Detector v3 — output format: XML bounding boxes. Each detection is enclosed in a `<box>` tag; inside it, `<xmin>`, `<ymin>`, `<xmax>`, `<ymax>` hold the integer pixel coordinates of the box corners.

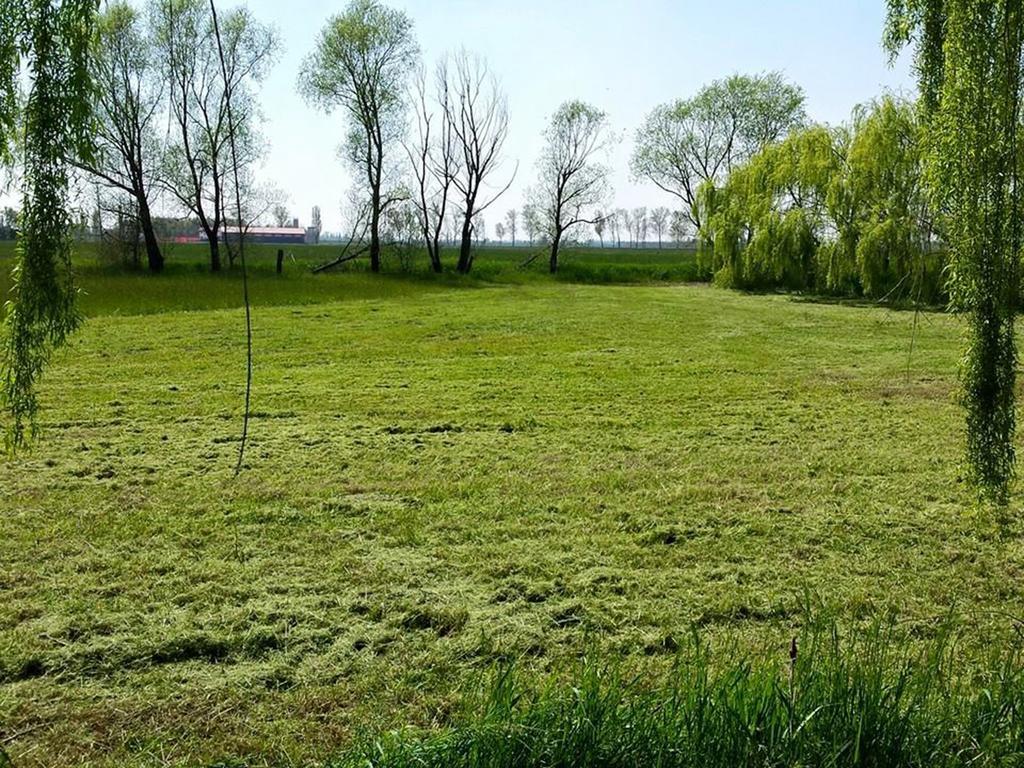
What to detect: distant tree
<box><xmin>505</xmin><ymin>208</ymin><xmax>518</xmax><ymax>246</ymax></box>
<box><xmin>473</xmin><ymin>212</ymin><xmax>486</xmax><ymax>244</ymax></box>
<box><xmin>631</xmin><ymin>72</ymin><xmax>805</xmax><ymax>231</ymax></box>
<box><xmin>440</xmin><ymin>51</ymin><xmax>515</xmax><ymax>273</ymax></box>
<box><xmin>0</xmin><ymin>206</ymin><xmax>18</xmax><ymax>238</ymax></box>
<box><xmin>609</xmin><ymin>208</ymin><xmax>623</xmax><ymax>247</ymax></box>
<box><xmin>156</xmin><ymin>0</ymin><xmax>278</xmax><ymax>272</ymax></box>
<box><xmin>631</xmin><ymin>206</ymin><xmax>647</xmax><ymax>247</ymax></box>
<box><xmin>300</xmin><ymin>0</ymin><xmax>418</xmax><ymax>272</ymax></box>
<box><xmin>311</xmin><ymin>205</ymin><xmax>322</xmax><ymax>243</ymax></box>
<box><xmin>495</xmin><ymin>221</ymin><xmax>506</xmax><ymax>242</ymax></box>
<box><xmin>445</xmin><ymin>206</ymin><xmax>461</xmax><ymax>244</ymax></box>
<box><xmin>522</xmin><ymin>202</ymin><xmax>541</xmax><ymax>245</ymax></box>
<box><xmin>593</xmin><ymin>211</ymin><xmax>606</xmax><ymax>247</ymax></box>
<box><xmin>526</xmin><ymin>100</ymin><xmax>613</xmax><ymax>273</ymax></box>
<box><xmin>91</xmin><ymin>205</ymin><xmax>103</xmax><ymax>238</ymax></box>
<box><xmin>272</xmin><ymin>204</ymin><xmax>290</xmax><ymax>227</ymax></box>
<box><xmin>78</xmin><ymin>2</ymin><xmax>165</xmax><ymax>272</ymax></box>
<box><xmin>650</xmin><ymin>206</ymin><xmax>670</xmax><ymax>248</ymax></box>
<box><xmin>669</xmin><ymin>209</ymin><xmax>689</xmax><ymax>245</ymax></box>
<box><xmin>617</xmin><ymin>208</ymin><xmax>632</xmax><ymax>247</ymax></box>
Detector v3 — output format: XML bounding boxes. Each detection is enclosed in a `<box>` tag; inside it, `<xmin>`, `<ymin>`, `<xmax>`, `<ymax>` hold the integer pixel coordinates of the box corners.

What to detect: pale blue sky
<box><xmin>255</xmin><ymin>0</ymin><xmax>915</xmax><ymax>233</ymax></box>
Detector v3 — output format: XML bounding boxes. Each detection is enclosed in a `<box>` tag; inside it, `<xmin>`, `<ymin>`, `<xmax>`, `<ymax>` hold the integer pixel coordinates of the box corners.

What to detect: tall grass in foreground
<box><xmin>333</xmin><ymin>617</ymin><xmax>1024</xmax><ymax>768</ymax></box>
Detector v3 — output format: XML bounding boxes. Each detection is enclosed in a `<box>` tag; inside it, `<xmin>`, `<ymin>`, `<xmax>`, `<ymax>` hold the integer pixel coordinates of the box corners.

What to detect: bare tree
<box><xmin>156</xmin><ymin>0</ymin><xmax>277</xmax><ymax>272</ymax></box>
<box><xmin>440</xmin><ymin>51</ymin><xmax>516</xmax><ymax>273</ymax></box>
<box><xmin>650</xmin><ymin>206</ymin><xmax>670</xmax><ymax>248</ymax></box>
<box><xmin>631</xmin><ymin>206</ymin><xmax>647</xmax><ymax>247</ymax></box>
<box><xmin>526</xmin><ymin>100</ymin><xmax>613</xmax><ymax>273</ymax></box>
<box><xmin>495</xmin><ymin>221</ymin><xmax>505</xmax><ymax>242</ymax></box>
<box><xmin>617</xmin><ymin>208</ymin><xmax>631</xmax><ymax>247</ymax></box>
<box><xmin>300</xmin><ymin>0</ymin><xmax>418</xmax><ymax>272</ymax></box>
<box><xmin>593</xmin><ymin>210</ymin><xmax>606</xmax><ymax>247</ymax></box>
<box><xmin>79</xmin><ymin>2</ymin><xmax>165</xmax><ymax>272</ymax></box>
<box><xmin>505</xmin><ymin>208</ymin><xmax>517</xmax><ymax>246</ymax></box>
<box><xmin>271</xmin><ymin>203</ymin><xmax>289</xmax><ymax>227</ymax></box>
<box><xmin>405</xmin><ymin>64</ymin><xmax>459</xmax><ymax>272</ymax></box>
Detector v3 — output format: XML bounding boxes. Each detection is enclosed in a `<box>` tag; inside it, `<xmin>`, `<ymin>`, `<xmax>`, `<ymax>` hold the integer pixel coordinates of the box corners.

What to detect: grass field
<box><xmin>0</xmin><ymin>241</ymin><xmax>705</xmax><ymax>317</ymax></box>
<box><xmin>2</xmin><ymin>243</ymin><xmax>1024</xmax><ymax>766</ymax></box>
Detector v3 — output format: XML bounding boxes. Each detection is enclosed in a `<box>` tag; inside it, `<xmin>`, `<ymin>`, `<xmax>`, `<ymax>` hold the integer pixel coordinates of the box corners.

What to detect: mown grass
<box><xmin>0</xmin><ymin>241</ymin><xmax>704</xmax><ymax>317</ymax></box>
<box><xmin>1</xmin><ymin>244</ymin><xmax>1023</xmax><ymax>767</ymax></box>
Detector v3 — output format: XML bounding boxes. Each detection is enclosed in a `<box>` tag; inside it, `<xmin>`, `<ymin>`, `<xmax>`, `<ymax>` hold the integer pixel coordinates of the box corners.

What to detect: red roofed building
<box><xmin>211</xmin><ymin>223</ymin><xmax>316</xmax><ymax>245</ymax></box>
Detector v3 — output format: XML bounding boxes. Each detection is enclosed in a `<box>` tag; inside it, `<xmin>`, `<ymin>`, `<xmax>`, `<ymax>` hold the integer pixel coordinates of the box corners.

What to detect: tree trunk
<box><xmin>370</xmin><ymin>208</ymin><xmax>382</xmax><ymax>274</ymax></box>
<box><xmin>457</xmin><ymin>213</ymin><xmax>473</xmax><ymax>273</ymax></box>
<box><xmin>138</xmin><ymin>199</ymin><xmax>164</xmax><ymax>273</ymax></box>
<box><xmin>208</xmin><ymin>231</ymin><xmax>221</xmax><ymax>272</ymax></box>
<box><xmin>549</xmin><ymin>234</ymin><xmax>560</xmax><ymax>274</ymax></box>
<box><xmin>369</xmin><ymin>192</ymin><xmax>381</xmax><ymax>273</ymax></box>
<box><xmin>429</xmin><ymin>243</ymin><xmax>442</xmax><ymax>273</ymax></box>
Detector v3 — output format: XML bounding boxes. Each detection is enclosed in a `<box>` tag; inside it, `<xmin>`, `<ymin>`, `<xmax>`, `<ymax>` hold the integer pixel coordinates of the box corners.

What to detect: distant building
<box><xmin>216</xmin><ymin>225</ymin><xmax>311</xmax><ymax>245</ymax></box>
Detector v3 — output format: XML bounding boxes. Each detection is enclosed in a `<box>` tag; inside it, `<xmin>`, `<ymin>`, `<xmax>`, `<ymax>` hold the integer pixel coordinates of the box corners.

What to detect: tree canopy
<box><xmin>631</xmin><ymin>72</ymin><xmax>806</xmax><ymax>231</ymax></box>
<box><xmin>300</xmin><ymin>0</ymin><xmax>418</xmax><ymax>273</ymax></box>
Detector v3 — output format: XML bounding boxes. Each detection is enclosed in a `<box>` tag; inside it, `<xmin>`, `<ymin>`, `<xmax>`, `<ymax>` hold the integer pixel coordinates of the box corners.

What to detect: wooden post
<box><xmin>276</xmin><ymin>248</ymin><xmax>283</xmax><ymax>274</ymax></box>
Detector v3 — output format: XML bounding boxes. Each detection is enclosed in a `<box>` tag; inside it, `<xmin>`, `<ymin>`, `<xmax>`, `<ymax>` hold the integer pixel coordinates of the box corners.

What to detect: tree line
<box><xmin>301</xmin><ymin>1</ymin><xmax>810</xmax><ymax>276</ymax></box>
<box><xmin>8</xmin><ymin>0</ymin><xmax>813</xmax><ymax>279</ymax></box>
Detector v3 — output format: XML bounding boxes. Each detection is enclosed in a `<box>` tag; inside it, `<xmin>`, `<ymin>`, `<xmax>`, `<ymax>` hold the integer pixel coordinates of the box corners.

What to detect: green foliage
<box><xmin>703</xmin><ymin>97</ymin><xmax>943</xmax><ymax>304</ymax></box>
<box><xmin>299</xmin><ymin>0</ymin><xmax>418</xmax><ymax>272</ymax></box>
<box><xmin>0</xmin><ymin>0</ymin><xmax>98</xmax><ymax>449</ymax></box>
<box><xmin>340</xmin><ymin>618</ymin><xmax>1024</xmax><ymax>768</ymax></box>
<box><xmin>887</xmin><ymin>0</ymin><xmax>1024</xmax><ymax>499</ymax></box>
<box><xmin>632</xmin><ymin>72</ymin><xmax>806</xmax><ymax>232</ymax></box>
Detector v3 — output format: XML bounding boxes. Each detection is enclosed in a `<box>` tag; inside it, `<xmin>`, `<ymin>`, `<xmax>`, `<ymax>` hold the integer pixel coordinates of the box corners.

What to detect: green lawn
<box><xmin>2</xmin><ymin>256</ymin><xmax>1022</xmax><ymax>767</ymax></box>
<box><xmin>0</xmin><ymin>241</ymin><xmax>705</xmax><ymax>317</ymax></box>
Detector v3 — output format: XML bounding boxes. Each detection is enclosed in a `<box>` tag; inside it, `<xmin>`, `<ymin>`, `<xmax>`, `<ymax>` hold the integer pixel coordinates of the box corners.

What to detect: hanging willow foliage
<box><xmin>887</xmin><ymin>0</ymin><xmax>1024</xmax><ymax>500</ymax></box>
<box><xmin>0</xmin><ymin>0</ymin><xmax>98</xmax><ymax>450</ymax></box>
<box><xmin>701</xmin><ymin>97</ymin><xmax>938</xmax><ymax>302</ymax></box>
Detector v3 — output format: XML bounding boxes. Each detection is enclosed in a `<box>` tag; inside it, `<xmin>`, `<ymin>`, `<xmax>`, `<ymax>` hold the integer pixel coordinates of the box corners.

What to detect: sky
<box><xmin>6</xmin><ymin>1</ymin><xmax>919</xmax><ymax>236</ymax></box>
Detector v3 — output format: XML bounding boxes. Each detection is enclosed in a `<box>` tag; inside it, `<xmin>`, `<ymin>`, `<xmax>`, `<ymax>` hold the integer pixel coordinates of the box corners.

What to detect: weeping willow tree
<box><xmin>699</xmin><ymin>125</ymin><xmax>840</xmax><ymax>290</ymax></box>
<box><xmin>702</xmin><ymin>96</ymin><xmax>941</xmax><ymax>304</ymax></box>
<box><xmin>887</xmin><ymin>0</ymin><xmax>1024</xmax><ymax>500</ymax></box>
<box><xmin>0</xmin><ymin>0</ymin><xmax>98</xmax><ymax>449</ymax></box>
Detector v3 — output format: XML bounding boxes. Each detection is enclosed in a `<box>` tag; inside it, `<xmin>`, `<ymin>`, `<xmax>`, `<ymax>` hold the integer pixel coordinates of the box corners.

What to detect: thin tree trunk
<box><xmin>370</xmin><ymin>199</ymin><xmax>382</xmax><ymax>274</ymax></box>
<box><xmin>138</xmin><ymin>198</ymin><xmax>164</xmax><ymax>273</ymax></box>
<box><xmin>457</xmin><ymin>214</ymin><xmax>473</xmax><ymax>273</ymax></box>
<box><xmin>207</xmin><ymin>228</ymin><xmax>221</xmax><ymax>272</ymax></box>
<box><xmin>549</xmin><ymin>233</ymin><xmax>561</xmax><ymax>274</ymax></box>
